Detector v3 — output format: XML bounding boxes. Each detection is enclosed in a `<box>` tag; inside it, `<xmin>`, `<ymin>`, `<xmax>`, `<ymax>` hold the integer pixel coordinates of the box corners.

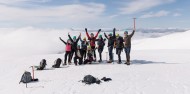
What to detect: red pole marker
<box><xmin>133</xmin><ymin>18</ymin><xmax>136</xmax><ymax>31</ymax></box>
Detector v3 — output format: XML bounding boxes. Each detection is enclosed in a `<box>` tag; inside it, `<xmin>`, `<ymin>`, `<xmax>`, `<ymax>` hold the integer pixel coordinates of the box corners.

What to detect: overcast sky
<box><xmin>0</xmin><ymin>0</ymin><xmax>189</xmax><ymax>29</ymax></box>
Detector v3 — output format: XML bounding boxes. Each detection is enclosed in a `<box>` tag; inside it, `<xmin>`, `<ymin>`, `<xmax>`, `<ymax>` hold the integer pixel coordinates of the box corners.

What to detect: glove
<box><xmin>98</xmin><ymin>29</ymin><xmax>101</xmax><ymax>32</ymax></box>
<box><xmin>113</xmin><ymin>28</ymin><xmax>116</xmax><ymax>31</ymax></box>
<box><xmin>85</xmin><ymin>28</ymin><xmax>87</xmax><ymax>32</ymax></box>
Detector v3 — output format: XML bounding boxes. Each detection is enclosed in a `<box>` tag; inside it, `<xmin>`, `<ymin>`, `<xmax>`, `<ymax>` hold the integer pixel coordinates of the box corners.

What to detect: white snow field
<box><xmin>0</xmin><ymin>28</ymin><xmax>190</xmax><ymax>94</ymax></box>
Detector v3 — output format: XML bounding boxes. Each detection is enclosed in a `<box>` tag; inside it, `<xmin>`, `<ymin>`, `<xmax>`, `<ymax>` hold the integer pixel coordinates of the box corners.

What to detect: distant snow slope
<box><xmin>133</xmin><ymin>30</ymin><xmax>190</xmax><ymax>50</ymax></box>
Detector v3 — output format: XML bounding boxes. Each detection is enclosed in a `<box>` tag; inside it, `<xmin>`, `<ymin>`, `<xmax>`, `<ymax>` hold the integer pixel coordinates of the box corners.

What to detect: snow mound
<box><xmin>133</xmin><ymin>30</ymin><xmax>190</xmax><ymax>50</ymax></box>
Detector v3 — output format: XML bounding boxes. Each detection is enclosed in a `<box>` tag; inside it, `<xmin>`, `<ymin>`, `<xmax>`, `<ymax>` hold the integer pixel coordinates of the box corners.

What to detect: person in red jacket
<box><xmin>85</xmin><ymin>28</ymin><xmax>101</xmax><ymax>61</ymax></box>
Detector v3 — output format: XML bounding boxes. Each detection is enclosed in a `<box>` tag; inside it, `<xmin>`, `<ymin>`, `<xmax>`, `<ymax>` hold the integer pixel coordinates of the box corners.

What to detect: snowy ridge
<box><xmin>133</xmin><ymin>30</ymin><xmax>190</xmax><ymax>50</ymax></box>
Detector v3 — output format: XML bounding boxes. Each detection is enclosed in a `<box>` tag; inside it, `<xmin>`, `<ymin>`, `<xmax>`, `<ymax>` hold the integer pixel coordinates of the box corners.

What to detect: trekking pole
<box><xmin>133</xmin><ymin>18</ymin><xmax>136</xmax><ymax>31</ymax></box>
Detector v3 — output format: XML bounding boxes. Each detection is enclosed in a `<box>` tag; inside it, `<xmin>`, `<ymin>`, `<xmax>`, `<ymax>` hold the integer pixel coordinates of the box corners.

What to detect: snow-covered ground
<box><xmin>0</xmin><ymin>28</ymin><xmax>190</xmax><ymax>94</ymax></box>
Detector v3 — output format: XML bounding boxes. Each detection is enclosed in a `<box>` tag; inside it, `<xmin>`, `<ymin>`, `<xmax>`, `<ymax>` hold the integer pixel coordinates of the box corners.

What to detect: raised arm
<box><xmin>76</xmin><ymin>33</ymin><xmax>81</xmax><ymax>43</ymax></box>
<box><xmin>59</xmin><ymin>37</ymin><xmax>67</xmax><ymax>45</ymax></box>
<box><xmin>104</xmin><ymin>33</ymin><xmax>108</xmax><ymax>39</ymax></box>
<box><xmin>68</xmin><ymin>33</ymin><xmax>73</xmax><ymax>42</ymax></box>
<box><xmin>85</xmin><ymin>28</ymin><xmax>90</xmax><ymax>39</ymax></box>
<box><xmin>113</xmin><ymin>28</ymin><xmax>116</xmax><ymax>38</ymax></box>
<box><xmin>130</xmin><ymin>30</ymin><xmax>135</xmax><ymax>37</ymax></box>
<box><xmin>95</xmin><ymin>29</ymin><xmax>101</xmax><ymax>39</ymax></box>
<box><xmin>79</xmin><ymin>36</ymin><xmax>82</xmax><ymax>42</ymax></box>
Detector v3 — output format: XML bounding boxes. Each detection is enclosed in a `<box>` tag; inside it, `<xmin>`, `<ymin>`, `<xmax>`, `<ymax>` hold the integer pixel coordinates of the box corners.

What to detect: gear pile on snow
<box><xmin>82</xmin><ymin>75</ymin><xmax>101</xmax><ymax>85</ymax></box>
<box><xmin>37</xmin><ymin>59</ymin><xmax>47</xmax><ymax>70</ymax></box>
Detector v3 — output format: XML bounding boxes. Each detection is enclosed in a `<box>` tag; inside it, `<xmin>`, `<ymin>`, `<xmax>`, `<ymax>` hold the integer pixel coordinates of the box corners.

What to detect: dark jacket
<box><xmin>123</xmin><ymin>30</ymin><xmax>135</xmax><ymax>47</ymax></box>
<box><xmin>68</xmin><ymin>35</ymin><xmax>80</xmax><ymax>50</ymax></box>
<box><xmin>115</xmin><ymin>36</ymin><xmax>124</xmax><ymax>49</ymax></box>
<box><xmin>104</xmin><ymin>28</ymin><xmax>116</xmax><ymax>47</ymax></box>
<box><xmin>85</xmin><ymin>28</ymin><xmax>101</xmax><ymax>47</ymax></box>
<box><xmin>96</xmin><ymin>37</ymin><xmax>106</xmax><ymax>49</ymax></box>
<box><xmin>80</xmin><ymin>38</ymin><xmax>88</xmax><ymax>51</ymax></box>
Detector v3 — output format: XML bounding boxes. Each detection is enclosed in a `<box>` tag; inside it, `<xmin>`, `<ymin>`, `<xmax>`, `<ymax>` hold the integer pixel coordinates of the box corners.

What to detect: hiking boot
<box><xmin>98</xmin><ymin>60</ymin><xmax>102</xmax><ymax>62</ymax></box>
<box><xmin>124</xmin><ymin>62</ymin><xmax>130</xmax><ymax>65</ymax></box>
<box><xmin>74</xmin><ymin>62</ymin><xmax>77</xmax><ymax>66</ymax></box>
<box><xmin>63</xmin><ymin>62</ymin><xmax>67</xmax><ymax>66</ymax></box>
<box><xmin>107</xmin><ymin>60</ymin><xmax>112</xmax><ymax>63</ymax></box>
<box><xmin>117</xmin><ymin>61</ymin><xmax>122</xmax><ymax>64</ymax></box>
<box><xmin>94</xmin><ymin>59</ymin><xmax>96</xmax><ymax>62</ymax></box>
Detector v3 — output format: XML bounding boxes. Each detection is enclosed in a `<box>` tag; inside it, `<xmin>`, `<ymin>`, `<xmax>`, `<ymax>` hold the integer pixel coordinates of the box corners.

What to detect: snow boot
<box><xmin>124</xmin><ymin>62</ymin><xmax>130</xmax><ymax>65</ymax></box>
<box><xmin>98</xmin><ymin>60</ymin><xmax>102</xmax><ymax>62</ymax></box>
<box><xmin>63</xmin><ymin>62</ymin><xmax>67</xmax><ymax>66</ymax></box>
<box><xmin>107</xmin><ymin>60</ymin><xmax>112</xmax><ymax>63</ymax></box>
<box><xmin>117</xmin><ymin>61</ymin><xmax>122</xmax><ymax>64</ymax></box>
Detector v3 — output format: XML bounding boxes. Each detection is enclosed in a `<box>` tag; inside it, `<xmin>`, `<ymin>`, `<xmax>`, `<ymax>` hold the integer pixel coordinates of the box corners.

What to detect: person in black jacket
<box><xmin>96</xmin><ymin>35</ymin><xmax>106</xmax><ymax>62</ymax></box>
<box><xmin>115</xmin><ymin>33</ymin><xmax>124</xmax><ymax>64</ymax></box>
<box><xmin>104</xmin><ymin>28</ymin><xmax>116</xmax><ymax>63</ymax></box>
<box><xmin>80</xmin><ymin>37</ymin><xmax>88</xmax><ymax>61</ymax></box>
<box><xmin>74</xmin><ymin>45</ymin><xmax>83</xmax><ymax>65</ymax></box>
<box><xmin>68</xmin><ymin>33</ymin><xmax>81</xmax><ymax>63</ymax></box>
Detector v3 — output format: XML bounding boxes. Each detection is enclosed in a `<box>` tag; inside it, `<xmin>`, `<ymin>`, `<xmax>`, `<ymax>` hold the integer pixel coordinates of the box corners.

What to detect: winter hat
<box><xmin>99</xmin><ymin>35</ymin><xmax>102</xmax><ymax>38</ymax></box>
<box><xmin>83</xmin><ymin>37</ymin><xmax>86</xmax><ymax>40</ymax></box>
<box><xmin>73</xmin><ymin>36</ymin><xmax>76</xmax><ymax>39</ymax></box>
<box><xmin>108</xmin><ymin>33</ymin><xmax>112</xmax><ymax>36</ymax></box>
<box><xmin>124</xmin><ymin>31</ymin><xmax>128</xmax><ymax>34</ymax></box>
<box><xmin>116</xmin><ymin>33</ymin><xmax>119</xmax><ymax>37</ymax></box>
<box><xmin>90</xmin><ymin>33</ymin><xmax>94</xmax><ymax>35</ymax></box>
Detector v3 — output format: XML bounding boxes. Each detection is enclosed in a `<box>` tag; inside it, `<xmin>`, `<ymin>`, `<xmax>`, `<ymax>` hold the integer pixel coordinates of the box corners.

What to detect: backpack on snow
<box><xmin>52</xmin><ymin>58</ymin><xmax>62</xmax><ymax>68</ymax></box>
<box><xmin>37</xmin><ymin>59</ymin><xmax>47</xmax><ymax>70</ymax></box>
<box><xmin>19</xmin><ymin>71</ymin><xmax>32</xmax><ymax>84</ymax></box>
<box><xmin>82</xmin><ymin>75</ymin><xmax>101</xmax><ymax>85</ymax></box>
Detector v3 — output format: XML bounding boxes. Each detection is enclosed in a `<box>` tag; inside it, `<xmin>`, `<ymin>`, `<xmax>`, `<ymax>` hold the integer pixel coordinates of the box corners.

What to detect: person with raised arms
<box><xmin>85</xmin><ymin>28</ymin><xmax>101</xmax><ymax>62</ymax></box>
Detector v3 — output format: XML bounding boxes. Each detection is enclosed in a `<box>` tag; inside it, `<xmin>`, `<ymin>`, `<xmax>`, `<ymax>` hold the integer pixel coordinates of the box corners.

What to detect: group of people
<box><xmin>59</xmin><ymin>28</ymin><xmax>135</xmax><ymax>66</ymax></box>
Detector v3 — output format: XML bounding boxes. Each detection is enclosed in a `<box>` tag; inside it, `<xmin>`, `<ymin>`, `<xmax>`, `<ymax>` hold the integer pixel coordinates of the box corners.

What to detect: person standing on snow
<box><xmin>123</xmin><ymin>30</ymin><xmax>135</xmax><ymax>65</ymax></box>
<box><xmin>85</xmin><ymin>28</ymin><xmax>101</xmax><ymax>61</ymax></box>
<box><xmin>104</xmin><ymin>28</ymin><xmax>116</xmax><ymax>63</ymax></box>
<box><xmin>96</xmin><ymin>35</ymin><xmax>106</xmax><ymax>62</ymax></box>
<box><xmin>80</xmin><ymin>37</ymin><xmax>88</xmax><ymax>61</ymax></box>
<box><xmin>59</xmin><ymin>38</ymin><xmax>72</xmax><ymax>65</ymax></box>
<box><xmin>68</xmin><ymin>33</ymin><xmax>81</xmax><ymax>63</ymax></box>
<box><xmin>114</xmin><ymin>33</ymin><xmax>124</xmax><ymax>64</ymax></box>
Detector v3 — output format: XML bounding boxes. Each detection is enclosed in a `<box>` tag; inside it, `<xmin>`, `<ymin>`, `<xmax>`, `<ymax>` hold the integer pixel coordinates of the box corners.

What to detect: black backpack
<box><xmin>82</xmin><ymin>75</ymin><xmax>101</xmax><ymax>85</ymax></box>
<box><xmin>19</xmin><ymin>71</ymin><xmax>32</xmax><ymax>84</ymax></box>
<box><xmin>52</xmin><ymin>58</ymin><xmax>62</xmax><ymax>68</ymax></box>
<box><xmin>37</xmin><ymin>59</ymin><xmax>47</xmax><ymax>70</ymax></box>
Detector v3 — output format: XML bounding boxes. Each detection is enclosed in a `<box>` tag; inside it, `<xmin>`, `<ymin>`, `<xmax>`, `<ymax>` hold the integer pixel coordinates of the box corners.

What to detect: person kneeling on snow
<box><xmin>84</xmin><ymin>46</ymin><xmax>94</xmax><ymax>64</ymax></box>
<box><xmin>74</xmin><ymin>45</ymin><xmax>83</xmax><ymax>65</ymax></box>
